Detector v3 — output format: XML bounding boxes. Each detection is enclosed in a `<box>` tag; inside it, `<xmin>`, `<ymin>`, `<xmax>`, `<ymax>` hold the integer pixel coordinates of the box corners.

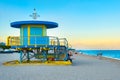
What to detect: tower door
<box><xmin>30</xmin><ymin>27</ymin><xmax>42</xmax><ymax>45</ymax></box>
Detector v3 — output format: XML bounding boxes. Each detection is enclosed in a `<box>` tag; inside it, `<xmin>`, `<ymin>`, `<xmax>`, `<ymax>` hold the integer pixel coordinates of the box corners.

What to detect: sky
<box><xmin>0</xmin><ymin>0</ymin><xmax>120</xmax><ymax>49</ymax></box>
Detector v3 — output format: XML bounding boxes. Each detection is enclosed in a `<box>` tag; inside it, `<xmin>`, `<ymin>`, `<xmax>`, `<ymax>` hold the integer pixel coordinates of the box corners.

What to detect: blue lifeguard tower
<box><xmin>6</xmin><ymin>9</ymin><xmax>72</xmax><ymax>65</ymax></box>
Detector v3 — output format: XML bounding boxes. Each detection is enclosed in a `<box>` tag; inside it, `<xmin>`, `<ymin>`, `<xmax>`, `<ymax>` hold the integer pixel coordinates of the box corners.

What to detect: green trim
<box><xmin>30</xmin><ymin>35</ymin><xmax>42</xmax><ymax>36</ymax></box>
<box><xmin>42</xmin><ymin>25</ymin><xmax>47</xmax><ymax>36</ymax></box>
<box><xmin>21</xmin><ymin>25</ymin><xmax>28</xmax><ymax>45</ymax></box>
<box><xmin>20</xmin><ymin>27</ymin><xmax>23</xmax><ymax>45</ymax></box>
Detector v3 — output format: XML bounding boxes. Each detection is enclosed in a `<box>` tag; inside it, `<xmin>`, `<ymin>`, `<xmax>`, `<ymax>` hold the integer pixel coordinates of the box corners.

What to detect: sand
<box><xmin>0</xmin><ymin>53</ymin><xmax>120</xmax><ymax>80</ymax></box>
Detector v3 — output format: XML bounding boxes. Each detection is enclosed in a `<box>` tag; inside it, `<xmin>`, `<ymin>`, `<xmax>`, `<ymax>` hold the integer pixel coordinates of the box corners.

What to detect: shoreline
<box><xmin>76</xmin><ymin>53</ymin><xmax>120</xmax><ymax>63</ymax></box>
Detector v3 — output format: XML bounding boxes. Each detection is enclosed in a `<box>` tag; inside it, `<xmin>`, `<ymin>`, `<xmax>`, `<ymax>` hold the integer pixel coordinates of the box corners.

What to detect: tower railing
<box><xmin>7</xmin><ymin>36</ymin><xmax>68</xmax><ymax>48</ymax></box>
<box><xmin>58</xmin><ymin>38</ymin><xmax>68</xmax><ymax>48</ymax></box>
<box><xmin>7</xmin><ymin>36</ymin><xmax>20</xmax><ymax>46</ymax></box>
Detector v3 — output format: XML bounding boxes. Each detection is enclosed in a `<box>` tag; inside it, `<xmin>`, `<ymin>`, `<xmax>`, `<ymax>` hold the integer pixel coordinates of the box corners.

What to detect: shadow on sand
<box><xmin>72</xmin><ymin>60</ymin><xmax>95</xmax><ymax>66</ymax></box>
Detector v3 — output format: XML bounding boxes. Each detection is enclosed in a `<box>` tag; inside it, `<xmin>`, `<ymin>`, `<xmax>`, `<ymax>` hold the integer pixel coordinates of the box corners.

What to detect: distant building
<box><xmin>0</xmin><ymin>42</ymin><xmax>5</xmax><ymax>51</ymax></box>
<box><xmin>0</xmin><ymin>42</ymin><xmax>5</xmax><ymax>45</ymax></box>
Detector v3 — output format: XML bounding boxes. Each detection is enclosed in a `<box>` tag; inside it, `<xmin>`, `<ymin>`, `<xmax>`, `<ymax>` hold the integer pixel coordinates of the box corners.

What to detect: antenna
<box><xmin>30</xmin><ymin>8</ymin><xmax>40</xmax><ymax>20</ymax></box>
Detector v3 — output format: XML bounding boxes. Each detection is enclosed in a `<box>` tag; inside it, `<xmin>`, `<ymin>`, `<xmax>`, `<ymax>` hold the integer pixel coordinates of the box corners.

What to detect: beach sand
<box><xmin>0</xmin><ymin>53</ymin><xmax>120</xmax><ymax>80</ymax></box>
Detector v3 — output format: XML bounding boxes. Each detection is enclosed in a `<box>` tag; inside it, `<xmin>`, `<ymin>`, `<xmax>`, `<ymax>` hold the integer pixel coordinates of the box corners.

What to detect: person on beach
<box><xmin>67</xmin><ymin>50</ymin><xmax>73</xmax><ymax>63</ymax></box>
<box><xmin>97</xmin><ymin>52</ymin><xmax>102</xmax><ymax>59</ymax></box>
<box><xmin>97</xmin><ymin>52</ymin><xmax>102</xmax><ymax>56</ymax></box>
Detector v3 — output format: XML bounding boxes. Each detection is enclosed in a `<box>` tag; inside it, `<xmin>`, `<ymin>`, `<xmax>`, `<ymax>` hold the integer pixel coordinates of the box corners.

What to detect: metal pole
<box><xmin>20</xmin><ymin>50</ymin><xmax>23</xmax><ymax>63</ymax></box>
<box><xmin>27</xmin><ymin>51</ymin><xmax>30</xmax><ymax>62</ymax></box>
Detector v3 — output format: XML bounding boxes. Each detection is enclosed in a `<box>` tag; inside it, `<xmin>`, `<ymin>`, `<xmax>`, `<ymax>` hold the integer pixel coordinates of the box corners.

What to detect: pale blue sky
<box><xmin>0</xmin><ymin>0</ymin><xmax>120</xmax><ymax>49</ymax></box>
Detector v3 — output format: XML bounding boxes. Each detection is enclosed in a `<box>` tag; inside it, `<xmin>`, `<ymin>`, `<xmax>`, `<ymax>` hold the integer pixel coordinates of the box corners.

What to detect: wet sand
<box><xmin>0</xmin><ymin>53</ymin><xmax>120</xmax><ymax>80</ymax></box>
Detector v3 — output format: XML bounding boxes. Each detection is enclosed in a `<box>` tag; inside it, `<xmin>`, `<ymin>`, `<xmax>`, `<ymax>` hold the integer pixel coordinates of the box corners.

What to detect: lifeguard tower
<box><xmin>5</xmin><ymin>9</ymin><xmax>72</xmax><ymax>65</ymax></box>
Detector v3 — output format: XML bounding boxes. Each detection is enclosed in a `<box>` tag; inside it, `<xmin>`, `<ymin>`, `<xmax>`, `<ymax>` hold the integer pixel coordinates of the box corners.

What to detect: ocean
<box><xmin>78</xmin><ymin>50</ymin><xmax>120</xmax><ymax>60</ymax></box>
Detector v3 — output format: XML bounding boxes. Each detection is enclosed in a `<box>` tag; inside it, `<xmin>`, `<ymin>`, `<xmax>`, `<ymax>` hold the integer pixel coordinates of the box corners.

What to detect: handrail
<box><xmin>7</xmin><ymin>36</ymin><xmax>69</xmax><ymax>47</ymax></box>
<box><xmin>58</xmin><ymin>38</ymin><xmax>68</xmax><ymax>48</ymax></box>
